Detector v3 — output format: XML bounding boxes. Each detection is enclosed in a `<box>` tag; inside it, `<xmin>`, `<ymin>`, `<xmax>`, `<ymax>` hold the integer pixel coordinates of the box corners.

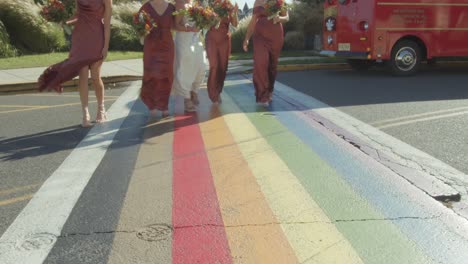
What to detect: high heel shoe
<box><xmin>190</xmin><ymin>91</ymin><xmax>199</xmax><ymax>106</ymax></box>
<box><xmin>212</xmin><ymin>97</ymin><xmax>222</xmax><ymax>105</ymax></box>
<box><xmin>95</xmin><ymin>104</ymin><xmax>107</xmax><ymax>123</ymax></box>
<box><xmin>184</xmin><ymin>98</ymin><xmax>197</xmax><ymax>112</ymax></box>
<box><xmin>81</xmin><ymin>109</ymin><xmax>93</xmax><ymax>128</ymax></box>
<box><xmin>257</xmin><ymin>101</ymin><xmax>269</xmax><ymax>107</ymax></box>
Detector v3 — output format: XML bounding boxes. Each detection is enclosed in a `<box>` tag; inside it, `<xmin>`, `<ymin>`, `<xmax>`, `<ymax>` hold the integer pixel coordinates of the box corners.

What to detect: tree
<box><xmin>242</xmin><ymin>3</ymin><xmax>249</xmax><ymax>14</ymax></box>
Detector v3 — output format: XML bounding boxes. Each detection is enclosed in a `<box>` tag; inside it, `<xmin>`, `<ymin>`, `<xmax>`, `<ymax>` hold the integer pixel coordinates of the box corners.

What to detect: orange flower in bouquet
<box><xmin>173</xmin><ymin>1</ymin><xmax>219</xmax><ymax>30</ymax></box>
<box><xmin>264</xmin><ymin>0</ymin><xmax>287</xmax><ymax>23</ymax></box>
<box><xmin>132</xmin><ymin>10</ymin><xmax>158</xmax><ymax>45</ymax></box>
<box><xmin>212</xmin><ymin>0</ymin><xmax>234</xmax><ymax>19</ymax></box>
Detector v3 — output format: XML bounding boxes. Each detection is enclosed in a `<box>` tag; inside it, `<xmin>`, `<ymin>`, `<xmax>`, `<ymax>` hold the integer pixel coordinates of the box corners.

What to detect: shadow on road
<box><xmin>277</xmin><ymin>65</ymin><xmax>468</xmax><ymax>108</ymax></box>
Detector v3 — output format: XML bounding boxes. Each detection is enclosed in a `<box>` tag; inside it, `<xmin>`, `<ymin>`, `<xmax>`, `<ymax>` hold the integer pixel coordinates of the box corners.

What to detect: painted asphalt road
<box><xmin>0</xmin><ymin>84</ymin><xmax>127</xmax><ymax>236</ymax></box>
<box><xmin>277</xmin><ymin>68</ymin><xmax>468</xmax><ymax>176</ymax></box>
<box><xmin>1</xmin><ymin>76</ymin><xmax>468</xmax><ymax>263</ymax></box>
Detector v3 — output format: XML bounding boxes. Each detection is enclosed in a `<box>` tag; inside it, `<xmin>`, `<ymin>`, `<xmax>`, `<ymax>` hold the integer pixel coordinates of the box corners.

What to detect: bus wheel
<box><xmin>389</xmin><ymin>40</ymin><xmax>421</xmax><ymax>76</ymax></box>
<box><xmin>347</xmin><ymin>59</ymin><xmax>373</xmax><ymax>72</ymax></box>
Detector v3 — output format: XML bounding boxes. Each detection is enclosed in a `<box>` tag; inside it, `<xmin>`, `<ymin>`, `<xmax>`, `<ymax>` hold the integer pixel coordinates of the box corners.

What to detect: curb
<box><xmin>277</xmin><ymin>63</ymin><xmax>349</xmax><ymax>72</ymax></box>
<box><xmin>0</xmin><ymin>63</ymin><xmax>349</xmax><ymax>95</ymax></box>
<box><xmin>0</xmin><ymin>75</ymin><xmax>141</xmax><ymax>95</ymax></box>
<box><xmin>1</xmin><ymin>61</ymin><xmax>468</xmax><ymax>94</ymax></box>
<box><xmin>228</xmin><ymin>63</ymin><xmax>349</xmax><ymax>75</ymax></box>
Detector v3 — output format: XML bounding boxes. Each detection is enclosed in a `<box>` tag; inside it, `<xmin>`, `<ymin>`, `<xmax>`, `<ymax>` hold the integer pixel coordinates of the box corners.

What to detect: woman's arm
<box><xmin>273</xmin><ymin>8</ymin><xmax>289</xmax><ymax>24</ymax></box>
<box><xmin>243</xmin><ymin>0</ymin><xmax>265</xmax><ymax>52</ymax></box>
<box><xmin>230</xmin><ymin>3</ymin><xmax>238</xmax><ymax>28</ymax></box>
<box><xmin>66</xmin><ymin>0</ymin><xmax>78</xmax><ymax>25</ymax></box>
<box><xmin>102</xmin><ymin>0</ymin><xmax>113</xmax><ymax>59</ymax></box>
<box><xmin>242</xmin><ymin>14</ymin><xmax>257</xmax><ymax>52</ymax></box>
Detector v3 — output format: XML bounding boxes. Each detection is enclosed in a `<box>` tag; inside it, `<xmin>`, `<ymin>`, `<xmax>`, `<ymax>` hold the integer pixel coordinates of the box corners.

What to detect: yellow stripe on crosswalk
<box><xmin>220</xmin><ymin>92</ymin><xmax>364</xmax><ymax>263</ymax></box>
<box><xmin>199</xmin><ymin>107</ymin><xmax>298</xmax><ymax>263</ymax></box>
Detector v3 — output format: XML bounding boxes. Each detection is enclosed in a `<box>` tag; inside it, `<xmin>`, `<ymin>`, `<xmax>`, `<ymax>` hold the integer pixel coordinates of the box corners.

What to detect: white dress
<box><xmin>173</xmin><ymin>15</ymin><xmax>207</xmax><ymax>99</ymax></box>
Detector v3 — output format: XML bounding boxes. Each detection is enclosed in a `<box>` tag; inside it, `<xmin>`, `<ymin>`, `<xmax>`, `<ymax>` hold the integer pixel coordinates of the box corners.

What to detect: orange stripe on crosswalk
<box><xmin>199</xmin><ymin>106</ymin><xmax>298</xmax><ymax>263</ymax></box>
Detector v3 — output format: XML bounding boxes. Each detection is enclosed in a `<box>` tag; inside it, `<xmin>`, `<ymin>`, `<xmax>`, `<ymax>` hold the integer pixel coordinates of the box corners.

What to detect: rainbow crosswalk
<box><xmin>2</xmin><ymin>75</ymin><xmax>468</xmax><ymax>264</ymax></box>
<box><xmin>105</xmin><ymin>75</ymin><xmax>468</xmax><ymax>263</ymax></box>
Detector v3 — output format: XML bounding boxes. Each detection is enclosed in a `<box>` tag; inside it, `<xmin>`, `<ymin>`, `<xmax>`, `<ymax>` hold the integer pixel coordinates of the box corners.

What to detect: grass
<box><xmin>0</xmin><ymin>49</ymin><xmax>321</xmax><ymax>70</ymax></box>
<box><xmin>0</xmin><ymin>51</ymin><xmax>143</xmax><ymax>70</ymax></box>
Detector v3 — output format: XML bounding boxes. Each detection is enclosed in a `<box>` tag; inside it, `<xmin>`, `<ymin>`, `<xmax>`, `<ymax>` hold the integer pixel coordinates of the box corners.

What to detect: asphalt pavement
<box><xmin>1</xmin><ymin>68</ymin><xmax>468</xmax><ymax>263</ymax></box>
<box><xmin>276</xmin><ymin>68</ymin><xmax>468</xmax><ymax>175</ymax></box>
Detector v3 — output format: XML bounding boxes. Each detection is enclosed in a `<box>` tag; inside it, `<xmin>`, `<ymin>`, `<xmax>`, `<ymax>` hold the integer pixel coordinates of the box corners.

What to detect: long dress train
<box><xmin>38</xmin><ymin>0</ymin><xmax>105</xmax><ymax>93</ymax></box>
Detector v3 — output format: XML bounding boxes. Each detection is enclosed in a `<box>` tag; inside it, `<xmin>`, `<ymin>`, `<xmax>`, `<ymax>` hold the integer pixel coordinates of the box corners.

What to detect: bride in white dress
<box><xmin>173</xmin><ymin>0</ymin><xmax>207</xmax><ymax>112</ymax></box>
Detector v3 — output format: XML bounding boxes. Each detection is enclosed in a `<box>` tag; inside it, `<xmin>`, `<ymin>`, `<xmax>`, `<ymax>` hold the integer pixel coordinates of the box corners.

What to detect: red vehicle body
<box><xmin>321</xmin><ymin>0</ymin><xmax>468</xmax><ymax>75</ymax></box>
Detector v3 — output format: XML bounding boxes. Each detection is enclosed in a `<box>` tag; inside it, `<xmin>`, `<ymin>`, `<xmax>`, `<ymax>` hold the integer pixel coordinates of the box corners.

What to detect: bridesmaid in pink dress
<box><xmin>243</xmin><ymin>0</ymin><xmax>289</xmax><ymax>107</ymax></box>
<box><xmin>205</xmin><ymin>3</ymin><xmax>238</xmax><ymax>104</ymax></box>
<box><xmin>38</xmin><ymin>0</ymin><xmax>112</xmax><ymax>127</ymax></box>
<box><xmin>139</xmin><ymin>0</ymin><xmax>191</xmax><ymax>118</ymax></box>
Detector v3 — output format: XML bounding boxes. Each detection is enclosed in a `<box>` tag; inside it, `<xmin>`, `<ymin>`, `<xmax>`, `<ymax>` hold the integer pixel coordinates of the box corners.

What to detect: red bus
<box><xmin>321</xmin><ymin>0</ymin><xmax>468</xmax><ymax>76</ymax></box>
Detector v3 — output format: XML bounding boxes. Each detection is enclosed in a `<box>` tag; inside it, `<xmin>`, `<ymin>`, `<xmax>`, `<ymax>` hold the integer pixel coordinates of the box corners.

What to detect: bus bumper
<box><xmin>320</xmin><ymin>50</ymin><xmax>369</xmax><ymax>59</ymax></box>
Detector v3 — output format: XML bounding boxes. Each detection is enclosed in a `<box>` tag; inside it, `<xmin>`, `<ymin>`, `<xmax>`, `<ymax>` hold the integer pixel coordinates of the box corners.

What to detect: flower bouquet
<box><xmin>212</xmin><ymin>0</ymin><xmax>234</xmax><ymax>18</ymax></box>
<box><xmin>211</xmin><ymin>0</ymin><xmax>236</xmax><ymax>28</ymax></box>
<box><xmin>132</xmin><ymin>10</ymin><xmax>158</xmax><ymax>45</ymax></box>
<box><xmin>173</xmin><ymin>2</ymin><xmax>219</xmax><ymax>30</ymax></box>
<box><xmin>264</xmin><ymin>0</ymin><xmax>287</xmax><ymax>23</ymax></box>
<box><xmin>39</xmin><ymin>0</ymin><xmax>75</xmax><ymax>34</ymax></box>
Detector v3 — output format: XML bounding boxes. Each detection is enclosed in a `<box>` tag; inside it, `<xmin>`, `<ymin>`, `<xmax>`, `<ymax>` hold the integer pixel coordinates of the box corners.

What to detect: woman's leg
<box><xmin>253</xmin><ymin>37</ymin><xmax>271</xmax><ymax>104</ymax></box>
<box><xmin>90</xmin><ymin>60</ymin><xmax>106</xmax><ymax>123</ymax></box>
<box><xmin>78</xmin><ymin>67</ymin><xmax>92</xmax><ymax>127</ymax></box>
<box><xmin>206</xmin><ymin>35</ymin><xmax>220</xmax><ymax>103</ymax></box>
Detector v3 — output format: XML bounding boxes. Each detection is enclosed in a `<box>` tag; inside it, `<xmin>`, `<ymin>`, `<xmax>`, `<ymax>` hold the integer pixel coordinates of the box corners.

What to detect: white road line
<box><xmin>377</xmin><ymin>110</ymin><xmax>468</xmax><ymax>129</ymax></box>
<box><xmin>274</xmin><ymin>81</ymin><xmax>467</xmax><ymax>210</ymax></box>
<box><xmin>372</xmin><ymin>106</ymin><xmax>468</xmax><ymax>126</ymax></box>
<box><xmin>0</xmin><ymin>83</ymin><xmax>140</xmax><ymax>264</ymax></box>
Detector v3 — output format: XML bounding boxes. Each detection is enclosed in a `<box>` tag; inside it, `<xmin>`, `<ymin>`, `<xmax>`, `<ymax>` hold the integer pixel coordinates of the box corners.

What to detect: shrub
<box><xmin>230</xmin><ymin>15</ymin><xmax>251</xmax><ymax>53</ymax></box>
<box><xmin>108</xmin><ymin>2</ymin><xmax>144</xmax><ymax>51</ymax></box>
<box><xmin>0</xmin><ymin>0</ymin><xmax>66</xmax><ymax>53</ymax></box>
<box><xmin>0</xmin><ymin>20</ymin><xmax>17</xmax><ymax>57</ymax></box>
<box><xmin>113</xmin><ymin>1</ymin><xmax>142</xmax><ymax>25</ymax></box>
<box><xmin>110</xmin><ymin>18</ymin><xmax>142</xmax><ymax>51</ymax></box>
<box><xmin>283</xmin><ymin>31</ymin><xmax>304</xmax><ymax>50</ymax></box>
<box><xmin>283</xmin><ymin>2</ymin><xmax>323</xmax><ymax>49</ymax></box>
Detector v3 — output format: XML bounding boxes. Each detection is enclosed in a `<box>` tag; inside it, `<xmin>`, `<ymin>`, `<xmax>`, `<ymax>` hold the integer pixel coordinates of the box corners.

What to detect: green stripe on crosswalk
<box><xmin>225</xmin><ymin>85</ymin><xmax>431</xmax><ymax>264</ymax></box>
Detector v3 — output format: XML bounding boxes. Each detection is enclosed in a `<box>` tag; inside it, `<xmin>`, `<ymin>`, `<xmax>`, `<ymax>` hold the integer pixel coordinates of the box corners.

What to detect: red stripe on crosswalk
<box><xmin>172</xmin><ymin>114</ymin><xmax>232</xmax><ymax>264</ymax></box>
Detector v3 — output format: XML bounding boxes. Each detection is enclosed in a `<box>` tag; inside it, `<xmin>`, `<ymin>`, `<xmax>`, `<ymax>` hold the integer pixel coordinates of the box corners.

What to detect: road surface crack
<box><xmin>174</xmin><ymin>214</ymin><xmax>442</xmax><ymax>230</ymax></box>
<box><xmin>54</xmin><ymin>215</ymin><xmax>441</xmax><ymax>239</ymax></box>
<box><xmin>58</xmin><ymin>230</ymin><xmax>135</xmax><ymax>238</ymax></box>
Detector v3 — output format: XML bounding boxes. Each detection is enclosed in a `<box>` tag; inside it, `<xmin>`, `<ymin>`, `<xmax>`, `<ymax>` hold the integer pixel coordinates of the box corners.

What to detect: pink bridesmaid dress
<box><xmin>205</xmin><ymin>17</ymin><xmax>231</xmax><ymax>103</ymax></box>
<box><xmin>252</xmin><ymin>5</ymin><xmax>284</xmax><ymax>103</ymax></box>
<box><xmin>139</xmin><ymin>2</ymin><xmax>176</xmax><ymax>112</ymax></box>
